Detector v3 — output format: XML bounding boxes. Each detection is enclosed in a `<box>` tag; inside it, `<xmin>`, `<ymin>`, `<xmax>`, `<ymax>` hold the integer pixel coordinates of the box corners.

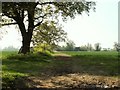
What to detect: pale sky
<box><xmin>0</xmin><ymin>0</ymin><xmax>119</xmax><ymax>49</ymax></box>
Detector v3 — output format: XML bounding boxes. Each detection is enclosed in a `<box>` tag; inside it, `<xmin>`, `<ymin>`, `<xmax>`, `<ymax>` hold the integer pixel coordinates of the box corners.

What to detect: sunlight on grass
<box><xmin>1</xmin><ymin>51</ymin><xmax>119</xmax><ymax>89</ymax></box>
<box><xmin>62</xmin><ymin>51</ymin><xmax>118</xmax><ymax>56</ymax></box>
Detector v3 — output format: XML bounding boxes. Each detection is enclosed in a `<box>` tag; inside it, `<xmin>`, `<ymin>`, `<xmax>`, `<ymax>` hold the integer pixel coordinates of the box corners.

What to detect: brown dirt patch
<box><xmin>23</xmin><ymin>73</ymin><xmax>119</xmax><ymax>89</ymax></box>
<box><xmin>52</xmin><ymin>53</ymin><xmax>72</xmax><ymax>61</ymax></box>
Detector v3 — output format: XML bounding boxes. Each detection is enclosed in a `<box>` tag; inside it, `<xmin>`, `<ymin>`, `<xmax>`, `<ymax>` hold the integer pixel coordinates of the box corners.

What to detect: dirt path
<box><xmin>52</xmin><ymin>53</ymin><xmax>71</xmax><ymax>57</ymax></box>
<box><xmin>22</xmin><ymin>73</ymin><xmax>119</xmax><ymax>89</ymax></box>
<box><xmin>52</xmin><ymin>53</ymin><xmax>73</xmax><ymax>61</ymax></box>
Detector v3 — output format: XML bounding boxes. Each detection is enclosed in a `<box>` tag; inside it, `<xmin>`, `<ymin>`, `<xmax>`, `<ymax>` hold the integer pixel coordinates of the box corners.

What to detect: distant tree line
<box><xmin>55</xmin><ymin>40</ymin><xmax>101</xmax><ymax>51</ymax></box>
<box><xmin>2</xmin><ymin>42</ymin><xmax>119</xmax><ymax>52</ymax></box>
<box><xmin>55</xmin><ymin>40</ymin><xmax>120</xmax><ymax>52</ymax></box>
<box><xmin>2</xmin><ymin>46</ymin><xmax>19</xmax><ymax>51</ymax></box>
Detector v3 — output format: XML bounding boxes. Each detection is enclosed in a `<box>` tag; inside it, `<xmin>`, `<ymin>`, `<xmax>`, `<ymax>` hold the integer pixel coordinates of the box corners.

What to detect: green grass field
<box><xmin>1</xmin><ymin>51</ymin><xmax>120</xmax><ymax>89</ymax></box>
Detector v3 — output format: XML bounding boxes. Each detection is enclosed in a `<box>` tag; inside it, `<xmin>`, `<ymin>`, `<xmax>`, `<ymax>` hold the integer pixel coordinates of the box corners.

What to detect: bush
<box><xmin>33</xmin><ymin>43</ymin><xmax>54</xmax><ymax>54</ymax></box>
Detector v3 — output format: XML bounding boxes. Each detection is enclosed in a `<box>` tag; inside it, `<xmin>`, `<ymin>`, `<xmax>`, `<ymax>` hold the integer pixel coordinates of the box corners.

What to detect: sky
<box><xmin>0</xmin><ymin>0</ymin><xmax>119</xmax><ymax>49</ymax></box>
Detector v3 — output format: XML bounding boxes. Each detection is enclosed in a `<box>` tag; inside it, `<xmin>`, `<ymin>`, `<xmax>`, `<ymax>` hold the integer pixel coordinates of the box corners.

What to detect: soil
<box><xmin>22</xmin><ymin>73</ymin><xmax>119</xmax><ymax>89</ymax></box>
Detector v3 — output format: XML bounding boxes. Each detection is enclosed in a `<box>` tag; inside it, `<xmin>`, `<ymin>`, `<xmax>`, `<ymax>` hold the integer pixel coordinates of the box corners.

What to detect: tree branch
<box><xmin>34</xmin><ymin>15</ymin><xmax>44</xmax><ymax>20</ymax></box>
<box><xmin>21</xmin><ymin>9</ymin><xmax>24</xmax><ymax>21</ymax></box>
<box><xmin>2</xmin><ymin>22</ymin><xmax>17</xmax><ymax>26</ymax></box>
<box><xmin>34</xmin><ymin>12</ymin><xmax>52</xmax><ymax>28</ymax></box>
<box><xmin>34</xmin><ymin>13</ymin><xmax>50</xmax><ymax>20</ymax></box>
<box><xmin>34</xmin><ymin>19</ymin><xmax>43</xmax><ymax>28</ymax></box>
<box><xmin>35</xmin><ymin>2</ymin><xmax>39</xmax><ymax>8</ymax></box>
<box><xmin>2</xmin><ymin>13</ymin><xmax>15</xmax><ymax>19</ymax></box>
<box><xmin>38</xmin><ymin>2</ymin><xmax>57</xmax><ymax>5</ymax></box>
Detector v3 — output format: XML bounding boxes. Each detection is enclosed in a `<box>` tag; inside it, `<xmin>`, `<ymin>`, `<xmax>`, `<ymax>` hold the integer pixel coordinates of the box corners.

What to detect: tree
<box><xmin>65</xmin><ymin>40</ymin><xmax>75</xmax><ymax>51</ymax></box>
<box><xmin>88</xmin><ymin>43</ymin><xmax>93</xmax><ymax>51</ymax></box>
<box><xmin>2</xmin><ymin>1</ymin><xmax>95</xmax><ymax>54</ymax></box>
<box><xmin>55</xmin><ymin>45</ymin><xmax>66</xmax><ymax>51</ymax></box>
<box><xmin>102</xmin><ymin>48</ymin><xmax>108</xmax><ymax>51</ymax></box>
<box><xmin>80</xmin><ymin>45</ymin><xmax>88</xmax><ymax>51</ymax></box>
<box><xmin>32</xmin><ymin>20</ymin><xmax>67</xmax><ymax>51</ymax></box>
<box><xmin>94</xmin><ymin>43</ymin><xmax>101</xmax><ymax>51</ymax></box>
<box><xmin>113</xmin><ymin>42</ymin><xmax>120</xmax><ymax>52</ymax></box>
<box><xmin>33</xmin><ymin>43</ymin><xmax>53</xmax><ymax>54</ymax></box>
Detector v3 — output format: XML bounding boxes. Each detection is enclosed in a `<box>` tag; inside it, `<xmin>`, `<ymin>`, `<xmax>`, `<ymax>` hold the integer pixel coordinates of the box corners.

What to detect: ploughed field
<box><xmin>1</xmin><ymin>51</ymin><xmax>120</xmax><ymax>89</ymax></box>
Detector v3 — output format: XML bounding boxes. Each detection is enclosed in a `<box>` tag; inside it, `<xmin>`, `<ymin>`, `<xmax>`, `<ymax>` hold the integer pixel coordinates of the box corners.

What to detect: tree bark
<box><xmin>21</xmin><ymin>34</ymin><xmax>31</xmax><ymax>54</ymax></box>
<box><xmin>17</xmin><ymin>6</ymin><xmax>35</xmax><ymax>54</ymax></box>
<box><xmin>17</xmin><ymin>20</ymin><xmax>33</xmax><ymax>54</ymax></box>
<box><xmin>18</xmin><ymin>31</ymin><xmax>33</xmax><ymax>54</ymax></box>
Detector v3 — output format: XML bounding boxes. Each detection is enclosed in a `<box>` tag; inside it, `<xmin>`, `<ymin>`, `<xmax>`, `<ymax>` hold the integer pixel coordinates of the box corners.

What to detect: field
<box><xmin>1</xmin><ymin>51</ymin><xmax>120</xmax><ymax>89</ymax></box>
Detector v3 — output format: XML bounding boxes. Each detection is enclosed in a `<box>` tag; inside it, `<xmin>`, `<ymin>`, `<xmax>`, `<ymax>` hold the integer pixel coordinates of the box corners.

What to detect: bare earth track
<box><xmin>23</xmin><ymin>73</ymin><xmax>119</xmax><ymax>89</ymax></box>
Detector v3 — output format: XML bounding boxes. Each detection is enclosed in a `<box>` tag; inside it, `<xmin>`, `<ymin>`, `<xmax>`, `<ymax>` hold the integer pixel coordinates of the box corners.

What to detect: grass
<box><xmin>60</xmin><ymin>51</ymin><xmax>119</xmax><ymax>76</ymax></box>
<box><xmin>1</xmin><ymin>51</ymin><xmax>120</xmax><ymax>89</ymax></box>
<box><xmin>62</xmin><ymin>51</ymin><xmax>118</xmax><ymax>56</ymax></box>
<box><xmin>2</xmin><ymin>51</ymin><xmax>53</xmax><ymax>89</ymax></box>
<box><xmin>54</xmin><ymin>51</ymin><xmax>119</xmax><ymax>75</ymax></box>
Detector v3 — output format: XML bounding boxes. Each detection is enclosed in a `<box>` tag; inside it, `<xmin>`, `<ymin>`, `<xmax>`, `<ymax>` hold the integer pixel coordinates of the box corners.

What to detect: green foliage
<box><xmin>80</xmin><ymin>45</ymin><xmax>88</xmax><ymax>51</ymax></box>
<box><xmin>65</xmin><ymin>40</ymin><xmax>76</xmax><ymax>51</ymax></box>
<box><xmin>55</xmin><ymin>40</ymin><xmax>76</xmax><ymax>51</ymax></box>
<box><xmin>53</xmin><ymin>2</ymin><xmax>96</xmax><ymax>21</ymax></box>
<box><xmin>79</xmin><ymin>44</ymin><xmax>93</xmax><ymax>51</ymax></box>
<box><xmin>32</xmin><ymin>21</ymin><xmax>67</xmax><ymax>50</ymax></box>
<box><xmin>94</xmin><ymin>43</ymin><xmax>101</xmax><ymax>51</ymax></box>
<box><xmin>113</xmin><ymin>42</ymin><xmax>120</xmax><ymax>52</ymax></box>
<box><xmin>33</xmin><ymin>43</ymin><xmax>54</xmax><ymax>55</ymax></box>
<box><xmin>56</xmin><ymin>42</ymin><xmax>94</xmax><ymax>51</ymax></box>
<box><xmin>55</xmin><ymin>45</ymin><xmax>66</xmax><ymax>51</ymax></box>
<box><xmin>2</xmin><ymin>1</ymin><xmax>96</xmax><ymax>54</ymax></box>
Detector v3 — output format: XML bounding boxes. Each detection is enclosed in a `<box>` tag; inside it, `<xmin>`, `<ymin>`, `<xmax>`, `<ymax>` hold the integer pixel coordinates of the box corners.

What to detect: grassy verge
<box><xmin>2</xmin><ymin>51</ymin><xmax>53</xmax><ymax>89</ymax></box>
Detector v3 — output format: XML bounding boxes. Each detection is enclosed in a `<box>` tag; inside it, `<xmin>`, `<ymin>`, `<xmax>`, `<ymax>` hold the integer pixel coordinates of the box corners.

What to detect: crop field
<box><xmin>1</xmin><ymin>51</ymin><xmax>120</xmax><ymax>89</ymax></box>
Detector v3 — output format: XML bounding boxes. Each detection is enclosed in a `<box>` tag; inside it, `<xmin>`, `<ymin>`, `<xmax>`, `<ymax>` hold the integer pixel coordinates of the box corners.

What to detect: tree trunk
<box><xmin>22</xmin><ymin>36</ymin><xmax>30</xmax><ymax>54</ymax></box>
<box><xmin>18</xmin><ymin>34</ymin><xmax>31</xmax><ymax>54</ymax></box>
<box><xmin>17</xmin><ymin>7</ymin><xmax>35</xmax><ymax>54</ymax></box>
<box><xmin>17</xmin><ymin>20</ymin><xmax>33</xmax><ymax>54</ymax></box>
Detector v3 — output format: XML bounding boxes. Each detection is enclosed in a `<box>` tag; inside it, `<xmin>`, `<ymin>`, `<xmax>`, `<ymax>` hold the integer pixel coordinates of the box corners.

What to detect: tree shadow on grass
<box><xmin>52</xmin><ymin>55</ymin><xmax>119</xmax><ymax>76</ymax></box>
<box><xmin>2</xmin><ymin>53</ymin><xmax>120</xmax><ymax>89</ymax></box>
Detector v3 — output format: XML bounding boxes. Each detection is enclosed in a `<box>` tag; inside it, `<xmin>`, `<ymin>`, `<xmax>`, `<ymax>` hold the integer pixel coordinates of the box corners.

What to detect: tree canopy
<box><xmin>32</xmin><ymin>20</ymin><xmax>67</xmax><ymax>47</ymax></box>
<box><xmin>2</xmin><ymin>1</ymin><xmax>95</xmax><ymax>54</ymax></box>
